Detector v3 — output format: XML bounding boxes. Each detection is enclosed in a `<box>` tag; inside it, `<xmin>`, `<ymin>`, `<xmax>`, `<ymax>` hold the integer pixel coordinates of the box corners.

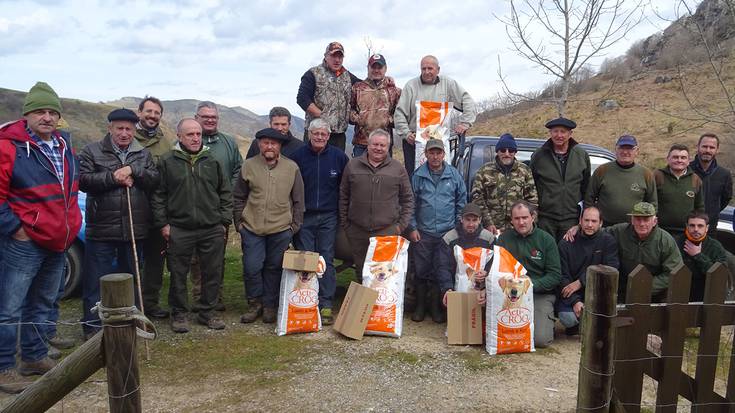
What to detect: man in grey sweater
<box><xmin>394</xmin><ymin>55</ymin><xmax>476</xmax><ymax>176</ymax></box>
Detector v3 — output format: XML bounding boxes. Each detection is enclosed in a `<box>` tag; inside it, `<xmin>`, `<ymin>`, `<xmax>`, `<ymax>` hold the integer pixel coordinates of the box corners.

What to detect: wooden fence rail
<box><xmin>577</xmin><ymin>262</ymin><xmax>735</xmax><ymax>413</ymax></box>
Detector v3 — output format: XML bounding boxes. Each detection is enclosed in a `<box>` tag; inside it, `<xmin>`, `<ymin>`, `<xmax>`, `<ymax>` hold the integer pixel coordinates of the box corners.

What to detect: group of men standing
<box><xmin>0</xmin><ymin>38</ymin><xmax>732</xmax><ymax>393</ymax></box>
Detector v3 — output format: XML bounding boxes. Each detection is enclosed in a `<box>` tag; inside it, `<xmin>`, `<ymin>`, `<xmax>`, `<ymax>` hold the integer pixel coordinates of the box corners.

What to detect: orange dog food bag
<box><xmin>362</xmin><ymin>235</ymin><xmax>410</xmax><ymax>337</ymax></box>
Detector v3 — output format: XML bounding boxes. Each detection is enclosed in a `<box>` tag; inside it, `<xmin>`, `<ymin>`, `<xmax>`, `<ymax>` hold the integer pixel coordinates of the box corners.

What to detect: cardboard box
<box><xmin>447</xmin><ymin>292</ymin><xmax>483</xmax><ymax>345</ymax></box>
<box><xmin>334</xmin><ymin>282</ymin><xmax>378</xmax><ymax>340</ymax></box>
<box><xmin>282</xmin><ymin>250</ymin><xmax>320</xmax><ymax>272</ymax></box>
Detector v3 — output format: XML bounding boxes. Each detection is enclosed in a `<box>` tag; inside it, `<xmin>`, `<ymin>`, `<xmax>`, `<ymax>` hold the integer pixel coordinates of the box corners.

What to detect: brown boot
<box><xmin>262</xmin><ymin>307</ymin><xmax>277</xmax><ymax>324</ymax></box>
<box><xmin>18</xmin><ymin>357</ymin><xmax>57</xmax><ymax>376</ymax></box>
<box><xmin>240</xmin><ymin>298</ymin><xmax>263</xmax><ymax>323</ymax></box>
<box><xmin>170</xmin><ymin>313</ymin><xmax>190</xmax><ymax>334</ymax></box>
<box><xmin>0</xmin><ymin>369</ymin><xmax>32</xmax><ymax>394</ymax></box>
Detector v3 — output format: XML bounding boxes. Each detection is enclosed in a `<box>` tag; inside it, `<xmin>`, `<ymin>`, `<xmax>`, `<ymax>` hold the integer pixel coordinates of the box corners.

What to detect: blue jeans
<box><xmin>241</xmin><ymin>228</ymin><xmax>292</xmax><ymax>309</ymax></box>
<box><xmin>0</xmin><ymin>238</ymin><xmax>65</xmax><ymax>370</ymax></box>
<box><xmin>82</xmin><ymin>240</ymin><xmax>141</xmax><ymax>335</ymax></box>
<box><xmin>44</xmin><ymin>269</ymin><xmax>66</xmax><ymax>341</ymax></box>
<box><xmin>295</xmin><ymin>212</ymin><xmax>338</xmax><ymax>309</ymax></box>
<box><xmin>556</xmin><ymin>301</ymin><xmax>579</xmax><ymax>328</ymax></box>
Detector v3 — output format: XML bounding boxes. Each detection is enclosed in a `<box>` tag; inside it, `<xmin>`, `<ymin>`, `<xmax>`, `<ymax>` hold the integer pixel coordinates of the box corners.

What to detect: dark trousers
<box><xmin>240</xmin><ymin>228</ymin><xmax>292</xmax><ymax>309</ymax></box>
<box><xmin>167</xmin><ymin>225</ymin><xmax>225</xmax><ymax>316</ymax></box>
<box><xmin>537</xmin><ymin>217</ymin><xmax>578</xmax><ymax>243</ymax></box>
<box><xmin>295</xmin><ymin>212</ymin><xmax>337</xmax><ymax>309</ymax></box>
<box><xmin>142</xmin><ymin>228</ymin><xmax>167</xmax><ymax>311</ymax></box>
<box><xmin>190</xmin><ymin>228</ymin><xmax>228</xmax><ymax>303</ymax></box>
<box><xmin>82</xmin><ymin>240</ymin><xmax>142</xmax><ymax>334</ymax></box>
<box><xmin>411</xmin><ymin>231</ymin><xmax>444</xmax><ymax>285</ymax></box>
<box><xmin>345</xmin><ymin>224</ymin><xmax>400</xmax><ymax>283</ymax></box>
<box><xmin>402</xmin><ymin>139</ymin><xmax>416</xmax><ymax>178</ymax></box>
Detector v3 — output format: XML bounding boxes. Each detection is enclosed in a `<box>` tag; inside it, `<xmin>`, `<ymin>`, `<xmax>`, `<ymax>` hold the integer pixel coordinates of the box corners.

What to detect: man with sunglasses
<box><xmin>471</xmin><ymin>133</ymin><xmax>537</xmax><ymax>234</ymax></box>
<box><xmin>530</xmin><ymin>117</ymin><xmax>591</xmax><ymax>241</ymax></box>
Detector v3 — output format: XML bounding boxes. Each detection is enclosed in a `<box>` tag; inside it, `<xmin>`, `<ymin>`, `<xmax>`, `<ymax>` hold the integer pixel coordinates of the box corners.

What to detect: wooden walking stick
<box><xmin>126</xmin><ymin>186</ymin><xmax>151</xmax><ymax>361</ymax></box>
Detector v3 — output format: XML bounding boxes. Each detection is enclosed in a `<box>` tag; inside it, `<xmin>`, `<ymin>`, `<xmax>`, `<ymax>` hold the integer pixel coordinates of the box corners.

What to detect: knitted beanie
<box><xmin>496</xmin><ymin>133</ymin><xmax>517</xmax><ymax>152</ymax></box>
<box><xmin>23</xmin><ymin>82</ymin><xmax>62</xmax><ymax>115</ymax></box>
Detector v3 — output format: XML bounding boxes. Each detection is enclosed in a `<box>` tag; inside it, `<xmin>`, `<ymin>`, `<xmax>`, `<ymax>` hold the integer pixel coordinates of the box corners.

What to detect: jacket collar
<box><xmin>691</xmin><ymin>156</ymin><xmax>718</xmax><ymax>175</ymax></box>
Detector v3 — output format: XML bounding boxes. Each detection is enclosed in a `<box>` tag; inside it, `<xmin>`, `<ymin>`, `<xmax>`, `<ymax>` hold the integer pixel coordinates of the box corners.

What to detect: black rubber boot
<box><xmin>430</xmin><ymin>285</ymin><xmax>446</xmax><ymax>323</ymax></box>
<box><xmin>411</xmin><ymin>280</ymin><xmax>427</xmax><ymax>322</ymax></box>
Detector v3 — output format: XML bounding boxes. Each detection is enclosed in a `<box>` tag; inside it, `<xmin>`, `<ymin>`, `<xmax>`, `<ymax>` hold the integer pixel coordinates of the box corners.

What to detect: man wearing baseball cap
<box><xmin>350</xmin><ymin>53</ymin><xmax>401</xmax><ymax>158</ymax></box>
<box><xmin>297</xmin><ymin>41</ymin><xmax>360</xmax><ymax>151</ymax></box>
<box><xmin>530</xmin><ymin>117</ymin><xmax>591</xmax><ymax>241</ymax></box>
<box><xmin>234</xmin><ymin>128</ymin><xmax>305</xmax><ymax>324</ymax></box>
<box><xmin>585</xmin><ymin>135</ymin><xmax>657</xmax><ymax>226</ymax></box>
<box><xmin>606</xmin><ymin>202</ymin><xmax>682</xmax><ymax>302</ymax></box>
<box><xmin>78</xmin><ymin>108</ymin><xmax>160</xmax><ymax>338</ymax></box>
<box><xmin>437</xmin><ymin>203</ymin><xmax>495</xmax><ymax>308</ymax></box>
<box><xmin>407</xmin><ymin>139</ymin><xmax>466</xmax><ymax>323</ymax></box>
<box><xmin>0</xmin><ymin>82</ymin><xmax>82</xmax><ymax>393</ymax></box>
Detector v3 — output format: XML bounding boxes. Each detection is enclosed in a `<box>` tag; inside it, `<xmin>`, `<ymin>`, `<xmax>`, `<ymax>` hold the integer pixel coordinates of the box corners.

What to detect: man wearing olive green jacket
<box><xmin>233</xmin><ymin>128</ymin><xmax>305</xmax><ymax>324</ymax></box>
<box><xmin>152</xmin><ymin>119</ymin><xmax>232</xmax><ymax>333</ymax></box>
<box><xmin>137</xmin><ymin>96</ymin><xmax>176</xmax><ymax>319</ymax></box>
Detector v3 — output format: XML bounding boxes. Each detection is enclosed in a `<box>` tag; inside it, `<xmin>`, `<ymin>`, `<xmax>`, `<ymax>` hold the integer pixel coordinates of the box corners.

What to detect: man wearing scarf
<box><xmin>677</xmin><ymin>211</ymin><xmax>727</xmax><ymax>302</ymax></box>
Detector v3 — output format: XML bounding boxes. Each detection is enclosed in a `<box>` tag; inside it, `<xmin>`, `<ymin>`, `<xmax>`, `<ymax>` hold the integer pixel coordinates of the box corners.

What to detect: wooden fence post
<box><xmin>101</xmin><ymin>273</ymin><xmax>142</xmax><ymax>413</ymax></box>
<box><xmin>577</xmin><ymin>265</ymin><xmax>619</xmax><ymax>413</ymax></box>
<box><xmin>1</xmin><ymin>332</ymin><xmax>104</xmax><ymax>413</ymax></box>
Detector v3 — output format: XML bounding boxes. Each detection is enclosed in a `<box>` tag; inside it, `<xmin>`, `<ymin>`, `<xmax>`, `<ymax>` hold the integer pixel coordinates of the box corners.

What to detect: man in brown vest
<box><xmin>233</xmin><ymin>128</ymin><xmax>305</xmax><ymax>324</ymax></box>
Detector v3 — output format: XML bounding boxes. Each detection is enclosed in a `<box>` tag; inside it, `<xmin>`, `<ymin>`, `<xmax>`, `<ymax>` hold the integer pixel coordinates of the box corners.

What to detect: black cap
<box><xmin>461</xmin><ymin>203</ymin><xmax>483</xmax><ymax>217</ymax></box>
<box><xmin>544</xmin><ymin>117</ymin><xmax>577</xmax><ymax>130</ymax></box>
<box><xmin>255</xmin><ymin>128</ymin><xmax>289</xmax><ymax>143</ymax></box>
<box><xmin>107</xmin><ymin>108</ymin><xmax>138</xmax><ymax>123</ymax></box>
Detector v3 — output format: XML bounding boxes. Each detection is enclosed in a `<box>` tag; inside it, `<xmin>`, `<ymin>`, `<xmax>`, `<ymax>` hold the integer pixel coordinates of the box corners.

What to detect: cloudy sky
<box><xmin>1</xmin><ymin>0</ymin><xmax>679</xmax><ymax>116</ymax></box>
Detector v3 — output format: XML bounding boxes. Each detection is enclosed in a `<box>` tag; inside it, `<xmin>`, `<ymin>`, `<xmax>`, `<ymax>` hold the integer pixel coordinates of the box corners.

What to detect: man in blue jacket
<box><xmin>290</xmin><ymin>119</ymin><xmax>349</xmax><ymax>325</ymax></box>
<box><xmin>407</xmin><ymin>139</ymin><xmax>467</xmax><ymax>323</ymax></box>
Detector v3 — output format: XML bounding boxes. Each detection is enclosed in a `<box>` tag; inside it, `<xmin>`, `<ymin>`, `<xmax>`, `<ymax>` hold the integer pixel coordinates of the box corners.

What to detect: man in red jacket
<box><xmin>0</xmin><ymin>82</ymin><xmax>82</xmax><ymax>394</ymax></box>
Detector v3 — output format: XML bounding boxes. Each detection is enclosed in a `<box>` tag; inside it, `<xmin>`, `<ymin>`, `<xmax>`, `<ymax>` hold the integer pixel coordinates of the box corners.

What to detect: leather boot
<box><xmin>240</xmin><ymin>298</ymin><xmax>263</xmax><ymax>324</ymax></box>
<box><xmin>430</xmin><ymin>285</ymin><xmax>446</xmax><ymax>323</ymax></box>
<box><xmin>411</xmin><ymin>280</ymin><xmax>427</xmax><ymax>322</ymax></box>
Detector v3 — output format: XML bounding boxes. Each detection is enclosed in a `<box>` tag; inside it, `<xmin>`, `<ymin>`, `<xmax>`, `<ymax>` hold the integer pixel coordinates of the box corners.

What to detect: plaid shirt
<box><xmin>26</xmin><ymin>126</ymin><xmax>64</xmax><ymax>183</ymax></box>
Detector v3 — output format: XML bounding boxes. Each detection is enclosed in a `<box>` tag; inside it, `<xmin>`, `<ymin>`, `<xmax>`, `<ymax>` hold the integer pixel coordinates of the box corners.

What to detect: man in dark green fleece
<box><xmin>677</xmin><ymin>211</ymin><xmax>727</xmax><ymax>301</ymax></box>
<box><xmin>530</xmin><ymin>117</ymin><xmax>590</xmax><ymax>241</ymax></box>
<box><xmin>606</xmin><ymin>202</ymin><xmax>682</xmax><ymax>303</ymax></box>
<box><xmin>655</xmin><ymin>144</ymin><xmax>704</xmax><ymax>235</ymax></box>
<box><xmin>189</xmin><ymin>101</ymin><xmax>244</xmax><ymax>311</ymax></box>
<box><xmin>585</xmin><ymin>135</ymin><xmax>657</xmax><ymax>226</ymax></box>
<box><xmin>496</xmin><ymin>201</ymin><xmax>561</xmax><ymax>348</ymax></box>
<box><xmin>152</xmin><ymin>118</ymin><xmax>232</xmax><ymax>333</ymax></box>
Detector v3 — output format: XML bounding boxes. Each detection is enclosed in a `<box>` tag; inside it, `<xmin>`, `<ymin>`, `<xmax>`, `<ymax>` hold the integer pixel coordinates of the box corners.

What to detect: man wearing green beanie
<box><xmin>0</xmin><ymin>82</ymin><xmax>82</xmax><ymax>393</ymax></box>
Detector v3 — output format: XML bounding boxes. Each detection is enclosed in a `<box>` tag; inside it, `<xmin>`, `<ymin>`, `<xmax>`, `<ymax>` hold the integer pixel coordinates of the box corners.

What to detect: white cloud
<box><xmin>0</xmin><ymin>0</ymin><xmax>681</xmax><ymax>117</ymax></box>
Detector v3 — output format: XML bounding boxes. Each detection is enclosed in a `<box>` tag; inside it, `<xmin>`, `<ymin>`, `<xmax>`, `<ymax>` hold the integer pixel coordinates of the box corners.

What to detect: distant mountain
<box><xmin>106</xmin><ymin>97</ymin><xmax>305</xmax><ymax>139</ymax></box>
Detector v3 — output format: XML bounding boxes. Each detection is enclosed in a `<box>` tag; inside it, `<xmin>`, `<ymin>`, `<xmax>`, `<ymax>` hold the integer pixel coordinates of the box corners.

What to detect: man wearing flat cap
<box><xmin>152</xmin><ymin>118</ymin><xmax>232</xmax><ymax>333</ymax></box>
<box><xmin>529</xmin><ymin>117</ymin><xmax>591</xmax><ymax>241</ymax></box>
<box><xmin>297</xmin><ymin>41</ymin><xmax>360</xmax><ymax>151</ymax></box>
<box><xmin>605</xmin><ymin>202</ymin><xmax>682</xmax><ymax>302</ymax></box>
<box><xmin>585</xmin><ymin>134</ymin><xmax>657</xmax><ymax>226</ymax></box>
<box><xmin>78</xmin><ymin>108</ymin><xmax>160</xmax><ymax>338</ymax></box>
<box><xmin>472</xmin><ymin>133</ymin><xmax>537</xmax><ymax>235</ymax></box>
<box><xmin>350</xmin><ymin>53</ymin><xmax>401</xmax><ymax>158</ymax></box>
<box><xmin>234</xmin><ymin>128</ymin><xmax>305</xmax><ymax>324</ymax></box>
<box><xmin>407</xmin><ymin>139</ymin><xmax>466</xmax><ymax>323</ymax></box>
<box><xmin>0</xmin><ymin>82</ymin><xmax>82</xmax><ymax>393</ymax></box>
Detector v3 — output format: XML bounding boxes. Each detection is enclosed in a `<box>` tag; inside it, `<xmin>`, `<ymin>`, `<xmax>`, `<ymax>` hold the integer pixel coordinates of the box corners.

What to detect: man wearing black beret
<box><xmin>233</xmin><ymin>128</ymin><xmax>305</xmax><ymax>323</ymax></box>
<box><xmin>78</xmin><ymin>108</ymin><xmax>160</xmax><ymax>338</ymax></box>
<box><xmin>529</xmin><ymin>117</ymin><xmax>591</xmax><ymax>241</ymax></box>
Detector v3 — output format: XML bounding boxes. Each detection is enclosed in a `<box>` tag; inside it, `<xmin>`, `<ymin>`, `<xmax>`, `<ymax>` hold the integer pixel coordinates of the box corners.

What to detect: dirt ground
<box><xmin>0</xmin><ymin>310</ymin><xmax>584</xmax><ymax>413</ymax></box>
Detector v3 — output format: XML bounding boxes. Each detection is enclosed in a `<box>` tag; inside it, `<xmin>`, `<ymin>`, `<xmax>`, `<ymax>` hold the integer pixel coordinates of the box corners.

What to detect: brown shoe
<box><xmin>240</xmin><ymin>298</ymin><xmax>263</xmax><ymax>324</ymax></box>
<box><xmin>0</xmin><ymin>369</ymin><xmax>32</xmax><ymax>394</ymax></box>
<box><xmin>262</xmin><ymin>307</ymin><xmax>277</xmax><ymax>324</ymax></box>
<box><xmin>170</xmin><ymin>313</ymin><xmax>190</xmax><ymax>334</ymax></box>
<box><xmin>197</xmin><ymin>314</ymin><xmax>225</xmax><ymax>330</ymax></box>
<box><xmin>48</xmin><ymin>336</ymin><xmax>75</xmax><ymax>349</ymax></box>
<box><xmin>47</xmin><ymin>345</ymin><xmax>61</xmax><ymax>360</ymax></box>
<box><xmin>18</xmin><ymin>357</ymin><xmax>57</xmax><ymax>376</ymax></box>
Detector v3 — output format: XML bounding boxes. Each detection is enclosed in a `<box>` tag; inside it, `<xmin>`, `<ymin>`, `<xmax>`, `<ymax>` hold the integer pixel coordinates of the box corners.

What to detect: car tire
<box><xmin>62</xmin><ymin>242</ymin><xmax>83</xmax><ymax>299</ymax></box>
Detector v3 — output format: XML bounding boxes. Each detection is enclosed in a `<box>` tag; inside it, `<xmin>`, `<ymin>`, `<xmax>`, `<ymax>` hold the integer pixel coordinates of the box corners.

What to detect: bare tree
<box><xmin>497</xmin><ymin>0</ymin><xmax>644</xmax><ymax>117</ymax></box>
<box><xmin>650</xmin><ymin>0</ymin><xmax>735</xmax><ymax>134</ymax></box>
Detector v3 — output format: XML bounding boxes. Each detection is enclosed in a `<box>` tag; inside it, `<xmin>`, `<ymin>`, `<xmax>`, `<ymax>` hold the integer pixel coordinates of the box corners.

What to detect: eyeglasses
<box><xmin>497</xmin><ymin>148</ymin><xmax>517</xmax><ymax>154</ymax></box>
